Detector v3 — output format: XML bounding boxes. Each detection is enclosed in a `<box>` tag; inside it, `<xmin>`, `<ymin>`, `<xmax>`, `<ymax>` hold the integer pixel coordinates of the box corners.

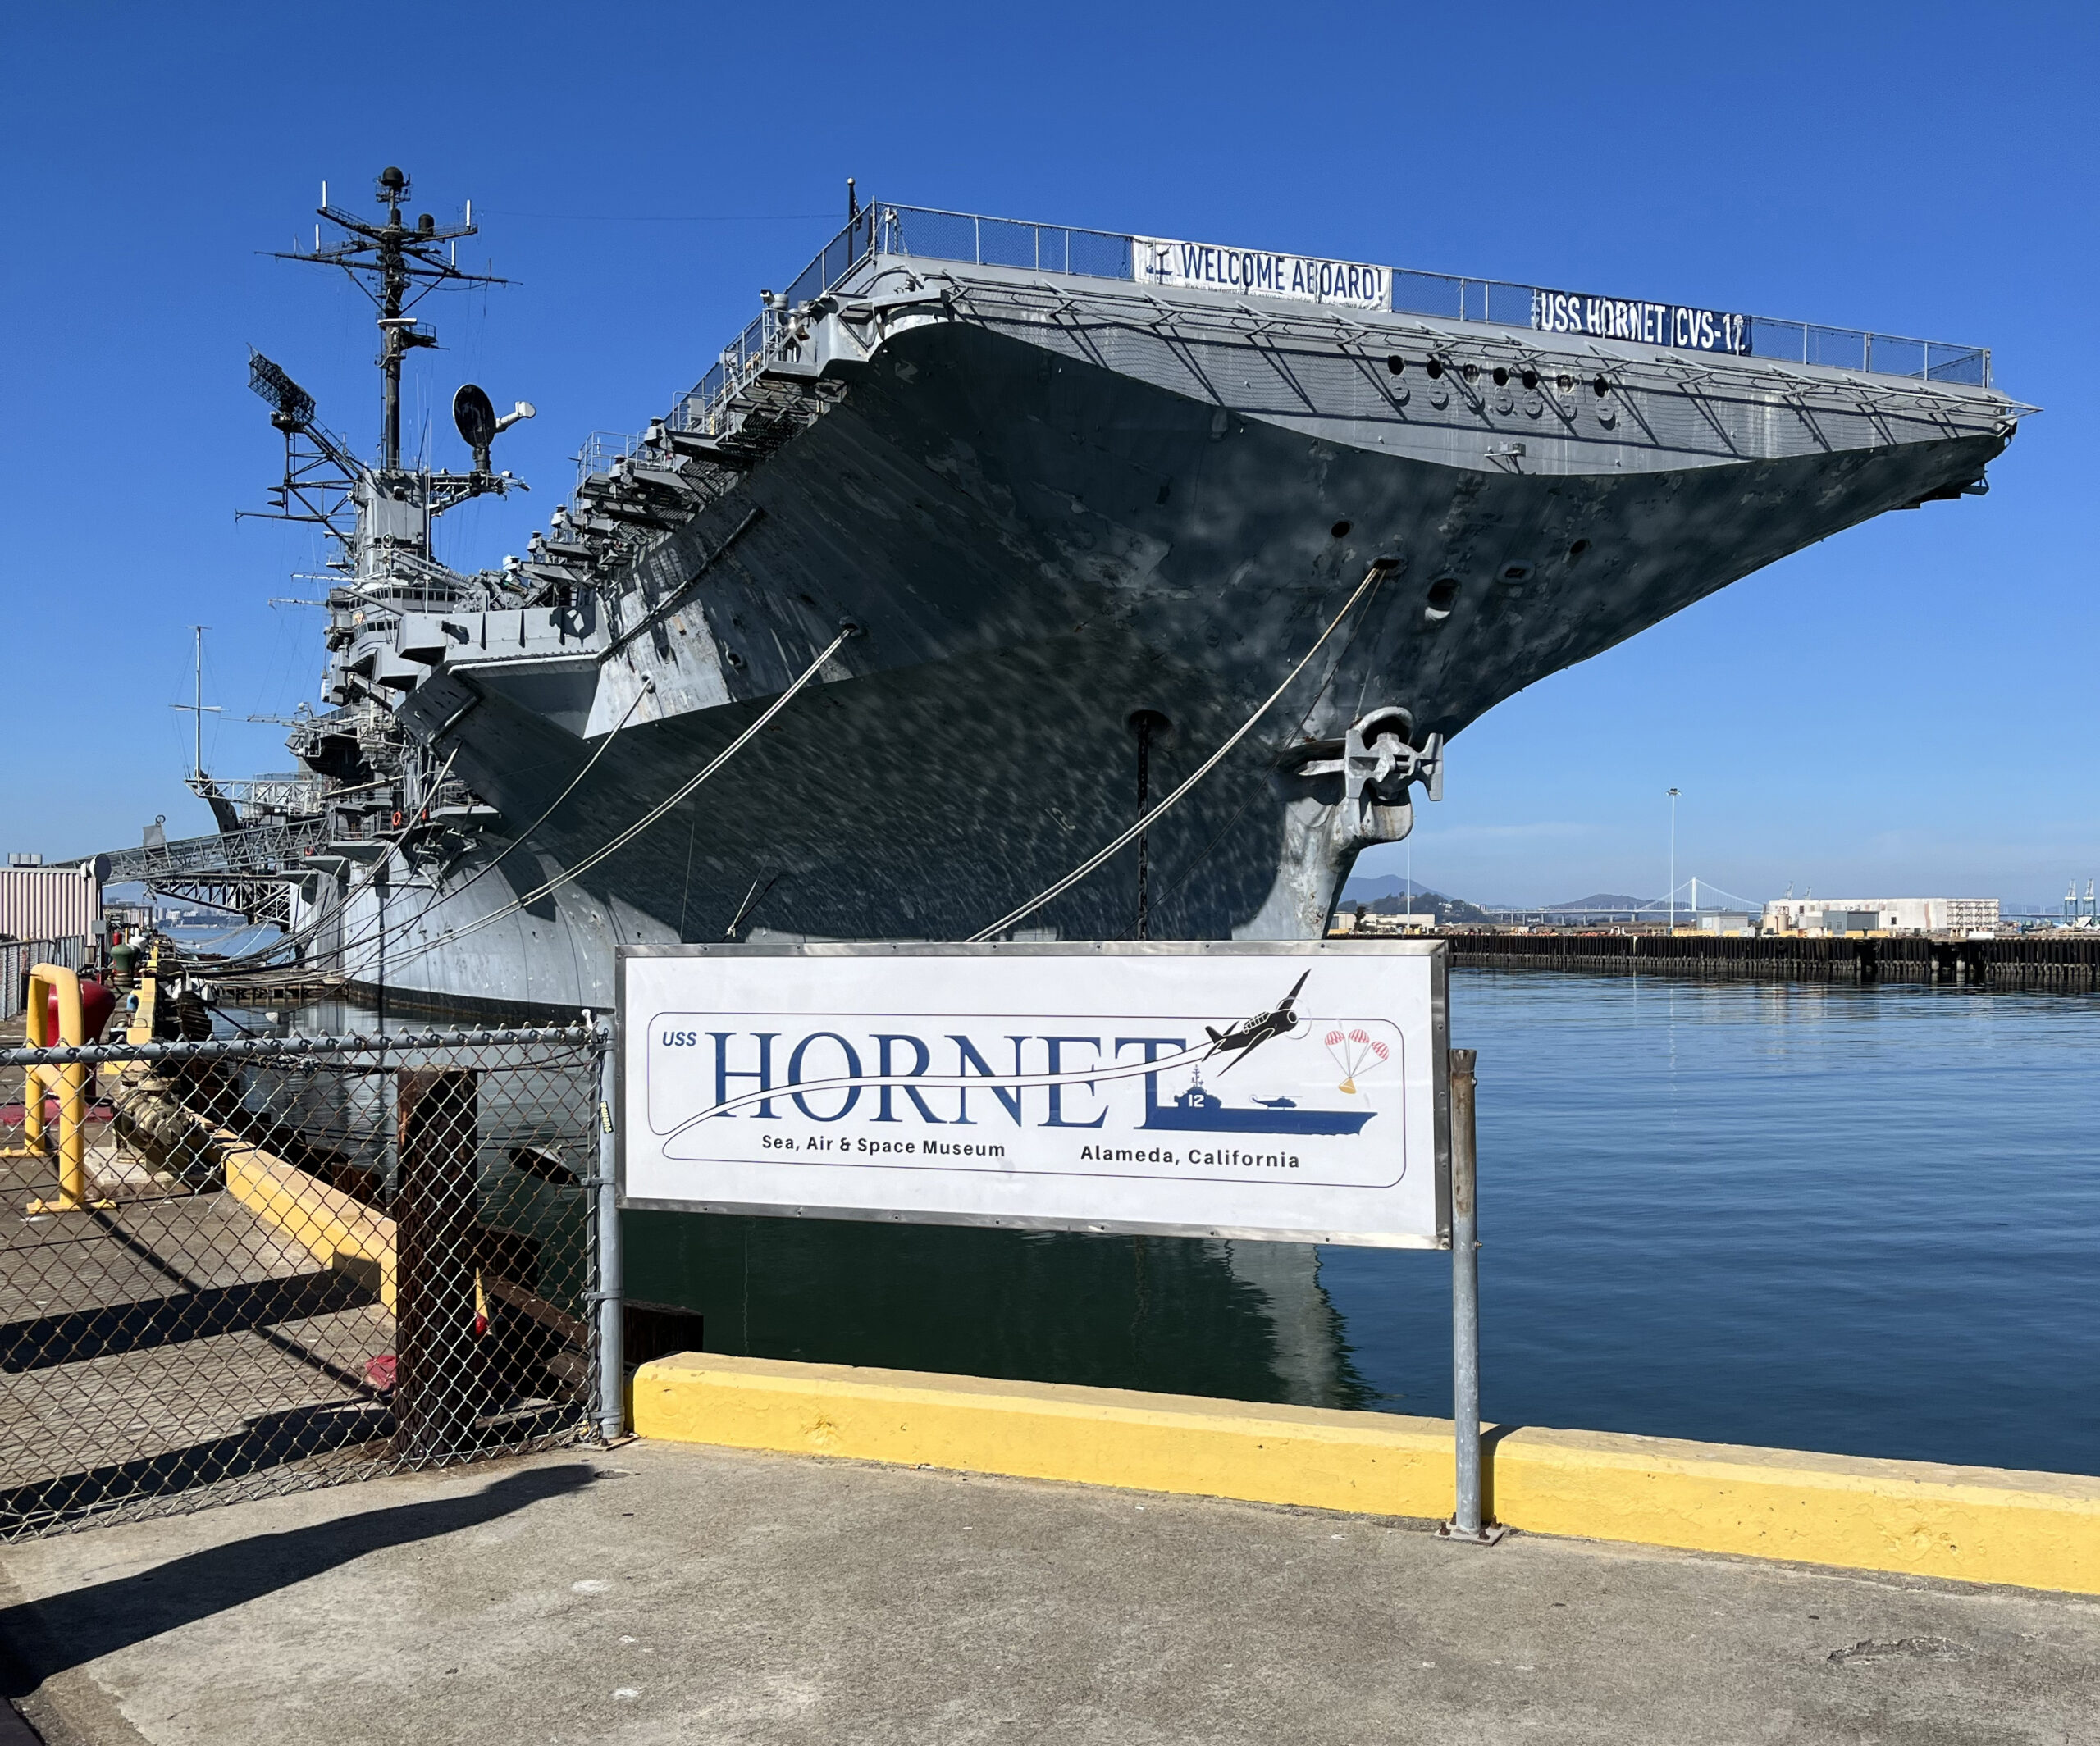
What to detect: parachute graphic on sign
<box><xmin>1324</xmin><ymin>1027</ymin><xmax>1390</xmax><ymax>1096</ymax></box>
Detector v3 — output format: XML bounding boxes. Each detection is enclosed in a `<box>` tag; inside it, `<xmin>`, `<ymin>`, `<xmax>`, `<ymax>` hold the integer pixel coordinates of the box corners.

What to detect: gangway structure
<box><xmin>86</xmin><ymin>821</ymin><xmax>328</xmax><ymax>928</ymax></box>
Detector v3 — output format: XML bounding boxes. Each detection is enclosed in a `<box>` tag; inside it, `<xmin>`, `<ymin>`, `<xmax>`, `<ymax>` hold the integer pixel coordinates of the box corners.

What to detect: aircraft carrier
<box><xmin>189</xmin><ymin>170</ymin><xmax>2025</xmax><ymax>1014</ymax></box>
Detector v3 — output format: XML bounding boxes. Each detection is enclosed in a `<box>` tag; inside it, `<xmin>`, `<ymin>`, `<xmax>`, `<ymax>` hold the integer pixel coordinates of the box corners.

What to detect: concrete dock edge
<box><xmin>633</xmin><ymin>1352</ymin><xmax>2100</xmax><ymax>1595</ymax></box>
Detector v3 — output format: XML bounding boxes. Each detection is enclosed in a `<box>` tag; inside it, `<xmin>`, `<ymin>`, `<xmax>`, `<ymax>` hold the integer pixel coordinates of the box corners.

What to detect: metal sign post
<box><xmin>1438</xmin><ymin>1048</ymin><xmax>1502</xmax><ymax>1543</ymax></box>
<box><xmin>595</xmin><ymin>1011</ymin><xmax>626</xmax><ymax>1444</ymax></box>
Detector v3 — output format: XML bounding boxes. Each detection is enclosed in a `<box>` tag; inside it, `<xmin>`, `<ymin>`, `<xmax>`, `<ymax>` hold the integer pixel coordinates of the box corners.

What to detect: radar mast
<box><xmin>275</xmin><ymin>164</ymin><xmax>504</xmax><ymax>473</ymax></box>
<box><xmin>224</xmin><ymin>168</ymin><xmax>537</xmax><ymax>898</ymax></box>
<box><xmin>244</xmin><ymin>166</ymin><xmax>534</xmax><ymax>571</ymax></box>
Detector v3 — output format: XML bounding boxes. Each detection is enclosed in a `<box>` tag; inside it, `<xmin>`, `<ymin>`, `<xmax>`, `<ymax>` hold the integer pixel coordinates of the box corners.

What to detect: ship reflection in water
<box><xmin>623</xmin><ymin>1211</ymin><xmax>1363</xmax><ymax>1410</ymax></box>
<box><xmin>628</xmin><ymin>1051</ymin><xmax>1380</xmax><ymax>1407</ymax></box>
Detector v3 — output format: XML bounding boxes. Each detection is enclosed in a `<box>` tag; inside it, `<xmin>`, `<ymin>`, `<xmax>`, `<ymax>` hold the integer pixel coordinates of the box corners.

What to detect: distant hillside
<box><xmin>1545</xmin><ymin>892</ymin><xmax>1655</xmax><ymax>913</ymax></box>
<box><xmin>1337</xmin><ymin>875</ymin><xmax>1491</xmax><ymax>925</ymax></box>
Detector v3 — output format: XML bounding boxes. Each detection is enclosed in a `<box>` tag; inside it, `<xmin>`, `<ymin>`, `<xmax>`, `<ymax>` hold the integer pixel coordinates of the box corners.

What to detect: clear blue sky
<box><xmin>4</xmin><ymin>2</ymin><xmax>2093</xmax><ymax>909</ymax></box>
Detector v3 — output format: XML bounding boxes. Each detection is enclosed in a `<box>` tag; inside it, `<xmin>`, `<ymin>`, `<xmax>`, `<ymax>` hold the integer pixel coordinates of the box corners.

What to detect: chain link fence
<box><xmin>3</xmin><ymin>938</ymin><xmax>89</xmax><ymax>1021</ymax></box>
<box><xmin>1</xmin><ymin>1022</ymin><xmax>616</xmax><ymax>1541</ymax></box>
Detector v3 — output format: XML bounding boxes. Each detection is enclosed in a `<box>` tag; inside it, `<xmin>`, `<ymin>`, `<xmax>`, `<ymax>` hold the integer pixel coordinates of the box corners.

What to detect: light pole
<box><xmin>1667</xmin><ymin>788</ymin><xmax>1680</xmax><ymax>931</ymax></box>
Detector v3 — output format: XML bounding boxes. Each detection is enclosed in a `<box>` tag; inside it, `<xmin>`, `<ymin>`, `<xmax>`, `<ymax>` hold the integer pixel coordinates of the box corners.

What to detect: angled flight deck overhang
<box><xmin>623</xmin><ymin>202</ymin><xmax>2029</xmax><ymax>508</ymax></box>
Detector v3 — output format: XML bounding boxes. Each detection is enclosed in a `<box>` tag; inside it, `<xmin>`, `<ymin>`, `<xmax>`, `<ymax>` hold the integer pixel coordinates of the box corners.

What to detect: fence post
<box><xmin>596</xmin><ymin>1015</ymin><xmax>625</xmax><ymax>1441</ymax></box>
<box><xmin>1440</xmin><ymin>1046</ymin><xmax>1500</xmax><ymax>1543</ymax></box>
<box><xmin>394</xmin><ymin>1067</ymin><xmax>484</xmax><ymax>1460</ymax></box>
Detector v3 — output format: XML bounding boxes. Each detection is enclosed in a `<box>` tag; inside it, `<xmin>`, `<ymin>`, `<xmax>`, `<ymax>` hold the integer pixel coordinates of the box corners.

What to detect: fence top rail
<box><xmin>0</xmin><ymin>1023</ymin><xmax>601</xmax><ymax>1072</ymax></box>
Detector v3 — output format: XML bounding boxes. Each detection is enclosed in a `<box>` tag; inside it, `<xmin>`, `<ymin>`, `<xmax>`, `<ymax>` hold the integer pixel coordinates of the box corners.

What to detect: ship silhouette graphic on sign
<box><xmin>1141</xmin><ymin>1076</ymin><xmax>1376</xmax><ymax>1137</ymax></box>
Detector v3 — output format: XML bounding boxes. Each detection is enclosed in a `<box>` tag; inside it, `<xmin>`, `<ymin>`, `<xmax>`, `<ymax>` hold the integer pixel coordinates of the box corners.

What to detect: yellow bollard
<box><xmin>21</xmin><ymin>964</ymin><xmax>101</xmax><ymax>1214</ymax></box>
<box><xmin>126</xmin><ymin>939</ymin><xmax>161</xmax><ymax>1046</ymax></box>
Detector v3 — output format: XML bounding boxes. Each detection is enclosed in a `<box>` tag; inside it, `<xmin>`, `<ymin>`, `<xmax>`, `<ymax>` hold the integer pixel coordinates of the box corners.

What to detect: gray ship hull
<box><xmin>285</xmin><ymin>251</ymin><xmax>2017</xmax><ymax>1014</ymax></box>
<box><xmin>241</xmin><ymin>212</ymin><xmax>2016</xmax><ymax>1015</ymax></box>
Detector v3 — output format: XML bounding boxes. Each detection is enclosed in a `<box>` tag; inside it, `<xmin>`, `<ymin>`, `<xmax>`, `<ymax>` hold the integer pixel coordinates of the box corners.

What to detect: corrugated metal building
<box><xmin>0</xmin><ymin>864</ymin><xmax>102</xmax><ymax>941</ymax></box>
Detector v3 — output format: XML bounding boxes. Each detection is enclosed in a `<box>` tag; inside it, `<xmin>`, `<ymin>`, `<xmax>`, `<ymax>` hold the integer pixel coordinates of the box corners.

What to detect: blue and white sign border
<box><xmin>615</xmin><ymin>939</ymin><xmax>1452</xmax><ymax>1250</ymax></box>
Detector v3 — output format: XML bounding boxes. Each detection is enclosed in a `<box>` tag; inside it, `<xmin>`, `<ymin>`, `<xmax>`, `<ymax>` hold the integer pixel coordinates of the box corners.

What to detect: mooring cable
<box><xmin>965</xmin><ymin>559</ymin><xmax>1397</xmax><ymax>944</ymax></box>
<box><xmin>1114</xmin><ymin>578</ymin><xmax>1388</xmax><ymax>940</ymax></box>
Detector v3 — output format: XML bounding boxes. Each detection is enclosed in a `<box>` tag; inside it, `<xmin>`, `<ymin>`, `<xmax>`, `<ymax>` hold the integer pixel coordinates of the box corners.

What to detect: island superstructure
<box><xmin>203</xmin><ymin>172</ymin><xmax>2024</xmax><ymax>1014</ymax></box>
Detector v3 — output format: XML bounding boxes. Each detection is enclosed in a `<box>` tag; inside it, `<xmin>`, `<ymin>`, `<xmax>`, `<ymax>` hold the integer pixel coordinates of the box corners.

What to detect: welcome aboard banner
<box><xmin>1127</xmin><ymin>230</ymin><xmax>1751</xmax><ymax>357</ymax></box>
<box><xmin>1134</xmin><ymin>234</ymin><xmax>1390</xmax><ymax>311</ymax></box>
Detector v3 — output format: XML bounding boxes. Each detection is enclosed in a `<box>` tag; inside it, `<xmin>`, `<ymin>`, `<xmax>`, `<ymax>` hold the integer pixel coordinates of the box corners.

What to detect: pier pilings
<box><xmin>1429</xmin><ymin>932</ymin><xmax>2100</xmax><ymax>989</ymax></box>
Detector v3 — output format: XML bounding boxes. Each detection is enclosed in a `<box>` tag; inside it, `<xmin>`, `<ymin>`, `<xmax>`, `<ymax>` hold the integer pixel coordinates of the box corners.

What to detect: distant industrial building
<box><xmin>1760</xmin><ymin>897</ymin><xmax>1999</xmax><ymax>936</ymax></box>
<box><xmin>1693</xmin><ymin>909</ymin><xmax>1756</xmax><ymax>934</ymax></box>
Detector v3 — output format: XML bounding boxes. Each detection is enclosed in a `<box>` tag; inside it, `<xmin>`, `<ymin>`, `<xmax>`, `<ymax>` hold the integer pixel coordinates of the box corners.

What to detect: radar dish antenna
<box><xmin>453</xmin><ymin>382</ymin><xmax>497</xmax><ymax>450</ymax></box>
<box><xmin>249</xmin><ymin>350</ymin><xmax>316</xmax><ymax>431</ymax></box>
<box><xmin>454</xmin><ymin>383</ymin><xmax>533</xmax><ymax>474</ymax></box>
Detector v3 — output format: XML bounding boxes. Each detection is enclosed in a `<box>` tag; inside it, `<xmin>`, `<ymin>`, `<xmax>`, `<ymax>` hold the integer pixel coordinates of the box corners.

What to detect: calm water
<box><xmin>1328</xmin><ymin>971</ymin><xmax>2100</xmax><ymax>1475</ymax></box>
<box><xmin>629</xmin><ymin>969</ymin><xmax>2100</xmax><ymax>1476</ymax></box>
<box><xmin>165</xmin><ymin>920</ymin><xmax>283</xmax><ymax>959</ymax></box>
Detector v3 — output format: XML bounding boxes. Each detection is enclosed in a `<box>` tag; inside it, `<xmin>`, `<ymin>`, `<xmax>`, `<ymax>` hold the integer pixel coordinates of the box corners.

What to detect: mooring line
<box><xmin>966</xmin><ymin>560</ymin><xmax>1396</xmax><ymax>943</ymax></box>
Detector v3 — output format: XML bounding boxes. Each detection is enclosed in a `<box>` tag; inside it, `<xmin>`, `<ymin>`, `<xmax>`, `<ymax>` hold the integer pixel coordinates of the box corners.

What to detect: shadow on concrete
<box><xmin>1480</xmin><ymin>1423</ymin><xmax>1527</xmax><ymax>1525</ymax></box>
<box><xmin>1</xmin><ymin>1270</ymin><xmax>377</xmax><ymax>1372</ymax></box>
<box><xmin>0</xmin><ymin>1401</ymin><xmax>394</xmax><ymax>1537</ymax></box>
<box><xmin>0</xmin><ymin>1461</ymin><xmax>596</xmax><ymax>1696</ymax></box>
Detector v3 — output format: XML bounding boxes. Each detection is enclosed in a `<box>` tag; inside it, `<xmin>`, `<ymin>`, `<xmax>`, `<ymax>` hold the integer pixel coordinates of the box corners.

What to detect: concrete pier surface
<box><xmin>3</xmin><ymin>1442</ymin><xmax>2097</xmax><ymax>1745</ymax></box>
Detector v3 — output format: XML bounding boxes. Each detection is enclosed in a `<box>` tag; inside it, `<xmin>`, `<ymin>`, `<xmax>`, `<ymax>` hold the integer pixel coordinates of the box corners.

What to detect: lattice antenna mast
<box><xmin>241</xmin><ymin>349</ymin><xmax>362</xmax><ymax>550</ymax></box>
<box><xmin>272</xmin><ymin>166</ymin><xmax>506</xmax><ymax>472</ymax></box>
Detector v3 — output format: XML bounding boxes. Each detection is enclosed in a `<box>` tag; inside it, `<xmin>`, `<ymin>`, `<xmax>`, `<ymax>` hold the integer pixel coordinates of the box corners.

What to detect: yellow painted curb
<box><xmin>224</xmin><ymin>1143</ymin><xmax>397</xmax><ymax>1311</ymax></box>
<box><xmin>632</xmin><ymin>1353</ymin><xmax>2100</xmax><ymax>1596</ymax></box>
<box><xmin>136</xmin><ymin>1067</ymin><xmax>398</xmax><ymax>1309</ymax></box>
<box><xmin>1494</xmin><ymin>1425</ymin><xmax>2100</xmax><ymax>1594</ymax></box>
<box><xmin>633</xmin><ymin>1352</ymin><xmax>1455</xmax><ymax>1520</ymax></box>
